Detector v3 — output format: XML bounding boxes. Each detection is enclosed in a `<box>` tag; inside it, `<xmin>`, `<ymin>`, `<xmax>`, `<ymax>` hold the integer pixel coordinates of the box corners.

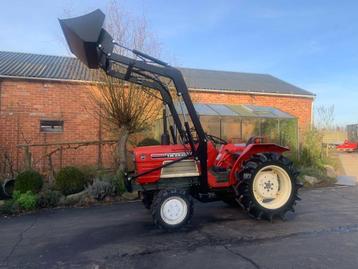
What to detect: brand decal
<box><xmin>151</xmin><ymin>152</ymin><xmax>191</xmax><ymax>159</ymax></box>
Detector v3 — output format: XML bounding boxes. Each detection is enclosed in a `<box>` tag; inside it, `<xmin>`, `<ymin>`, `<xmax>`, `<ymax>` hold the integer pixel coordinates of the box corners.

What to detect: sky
<box><xmin>0</xmin><ymin>0</ymin><xmax>357</xmax><ymax>125</ymax></box>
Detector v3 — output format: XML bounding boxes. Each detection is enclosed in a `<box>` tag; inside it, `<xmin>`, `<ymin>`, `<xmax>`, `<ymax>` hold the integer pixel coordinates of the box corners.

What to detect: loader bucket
<box><xmin>59</xmin><ymin>9</ymin><xmax>106</xmax><ymax>68</ymax></box>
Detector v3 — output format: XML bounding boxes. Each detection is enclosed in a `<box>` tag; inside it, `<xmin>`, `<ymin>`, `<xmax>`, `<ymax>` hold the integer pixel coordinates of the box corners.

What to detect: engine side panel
<box><xmin>133</xmin><ymin>142</ymin><xmax>218</xmax><ymax>185</ymax></box>
<box><xmin>134</xmin><ymin>144</ymin><xmax>191</xmax><ymax>184</ymax></box>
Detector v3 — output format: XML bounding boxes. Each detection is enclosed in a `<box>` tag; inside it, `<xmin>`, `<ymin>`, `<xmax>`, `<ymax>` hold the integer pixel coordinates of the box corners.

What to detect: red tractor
<box><xmin>336</xmin><ymin>140</ymin><xmax>358</xmax><ymax>152</ymax></box>
<box><xmin>60</xmin><ymin>10</ymin><xmax>301</xmax><ymax>230</ymax></box>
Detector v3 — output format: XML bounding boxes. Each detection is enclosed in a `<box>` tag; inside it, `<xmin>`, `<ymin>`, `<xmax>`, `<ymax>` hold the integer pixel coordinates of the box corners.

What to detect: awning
<box><xmin>172</xmin><ymin>103</ymin><xmax>295</xmax><ymax>119</ymax></box>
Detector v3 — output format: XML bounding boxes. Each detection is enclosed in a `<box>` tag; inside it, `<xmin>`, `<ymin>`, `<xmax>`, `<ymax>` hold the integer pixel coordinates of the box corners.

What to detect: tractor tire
<box><xmin>151</xmin><ymin>189</ymin><xmax>193</xmax><ymax>230</ymax></box>
<box><xmin>141</xmin><ymin>191</ymin><xmax>155</xmax><ymax>210</ymax></box>
<box><xmin>236</xmin><ymin>153</ymin><xmax>301</xmax><ymax>221</ymax></box>
<box><xmin>1</xmin><ymin>178</ymin><xmax>14</xmax><ymax>199</ymax></box>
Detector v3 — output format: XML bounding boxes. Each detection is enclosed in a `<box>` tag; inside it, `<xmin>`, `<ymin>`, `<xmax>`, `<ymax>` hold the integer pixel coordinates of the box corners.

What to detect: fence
<box><xmin>16</xmin><ymin>139</ymin><xmax>117</xmax><ymax>176</ymax></box>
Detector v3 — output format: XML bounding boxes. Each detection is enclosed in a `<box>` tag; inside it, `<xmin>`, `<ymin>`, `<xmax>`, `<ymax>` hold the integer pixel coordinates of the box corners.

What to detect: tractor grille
<box><xmin>160</xmin><ymin>160</ymin><xmax>200</xmax><ymax>178</ymax></box>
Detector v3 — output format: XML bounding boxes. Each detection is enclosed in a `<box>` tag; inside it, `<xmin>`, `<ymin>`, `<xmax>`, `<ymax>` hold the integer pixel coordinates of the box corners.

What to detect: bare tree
<box><xmin>89</xmin><ymin>1</ymin><xmax>162</xmax><ymax>171</ymax></box>
<box><xmin>315</xmin><ymin>105</ymin><xmax>335</xmax><ymax>130</ymax></box>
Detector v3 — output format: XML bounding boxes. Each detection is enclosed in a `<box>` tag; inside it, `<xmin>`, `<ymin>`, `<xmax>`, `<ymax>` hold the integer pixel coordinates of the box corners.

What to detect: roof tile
<box><xmin>0</xmin><ymin>51</ymin><xmax>314</xmax><ymax>96</ymax></box>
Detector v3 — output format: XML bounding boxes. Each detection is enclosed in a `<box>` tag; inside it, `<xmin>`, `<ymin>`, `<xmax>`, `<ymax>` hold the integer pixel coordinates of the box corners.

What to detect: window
<box><xmin>40</xmin><ymin>120</ymin><xmax>64</xmax><ymax>133</ymax></box>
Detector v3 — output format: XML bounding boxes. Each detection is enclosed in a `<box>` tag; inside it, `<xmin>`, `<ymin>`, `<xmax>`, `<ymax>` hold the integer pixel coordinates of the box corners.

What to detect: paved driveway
<box><xmin>1</xmin><ymin>186</ymin><xmax>358</xmax><ymax>269</ymax></box>
<box><xmin>338</xmin><ymin>153</ymin><xmax>358</xmax><ymax>179</ymax></box>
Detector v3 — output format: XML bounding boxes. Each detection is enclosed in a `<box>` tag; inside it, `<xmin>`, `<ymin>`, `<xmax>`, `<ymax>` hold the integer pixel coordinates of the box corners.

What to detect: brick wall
<box><xmin>0</xmin><ymin>79</ymin><xmax>116</xmax><ymax>172</ymax></box>
<box><xmin>0</xmin><ymin>78</ymin><xmax>313</xmax><ymax>172</ymax></box>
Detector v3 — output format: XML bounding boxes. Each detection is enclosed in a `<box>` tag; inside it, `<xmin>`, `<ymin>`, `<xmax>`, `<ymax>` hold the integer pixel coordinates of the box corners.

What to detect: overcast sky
<box><xmin>1</xmin><ymin>0</ymin><xmax>357</xmax><ymax>125</ymax></box>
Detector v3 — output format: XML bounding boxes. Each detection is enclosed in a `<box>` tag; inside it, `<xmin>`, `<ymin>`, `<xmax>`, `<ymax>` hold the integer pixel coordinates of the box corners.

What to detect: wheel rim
<box><xmin>160</xmin><ymin>196</ymin><xmax>188</xmax><ymax>225</ymax></box>
<box><xmin>252</xmin><ymin>165</ymin><xmax>292</xmax><ymax>210</ymax></box>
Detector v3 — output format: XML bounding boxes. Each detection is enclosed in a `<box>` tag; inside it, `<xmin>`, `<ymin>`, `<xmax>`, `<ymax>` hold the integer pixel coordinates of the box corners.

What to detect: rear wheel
<box><xmin>151</xmin><ymin>189</ymin><xmax>193</xmax><ymax>230</ymax></box>
<box><xmin>236</xmin><ymin>153</ymin><xmax>301</xmax><ymax>220</ymax></box>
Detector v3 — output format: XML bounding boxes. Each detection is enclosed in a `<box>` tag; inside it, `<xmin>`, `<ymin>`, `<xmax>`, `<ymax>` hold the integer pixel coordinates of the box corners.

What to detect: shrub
<box><xmin>38</xmin><ymin>190</ymin><xmax>62</xmax><ymax>208</ymax></box>
<box><xmin>87</xmin><ymin>178</ymin><xmax>115</xmax><ymax>200</ymax></box>
<box><xmin>56</xmin><ymin>166</ymin><xmax>87</xmax><ymax>195</ymax></box>
<box><xmin>112</xmin><ymin>170</ymin><xmax>126</xmax><ymax>195</ymax></box>
<box><xmin>14</xmin><ymin>191</ymin><xmax>38</xmax><ymax>211</ymax></box>
<box><xmin>15</xmin><ymin>170</ymin><xmax>43</xmax><ymax>194</ymax></box>
<box><xmin>300</xmin><ymin>128</ymin><xmax>325</xmax><ymax>168</ymax></box>
<box><xmin>79</xmin><ymin>166</ymin><xmax>98</xmax><ymax>183</ymax></box>
<box><xmin>0</xmin><ymin>199</ymin><xmax>19</xmax><ymax>215</ymax></box>
<box><xmin>137</xmin><ymin>138</ymin><xmax>160</xmax><ymax>147</ymax></box>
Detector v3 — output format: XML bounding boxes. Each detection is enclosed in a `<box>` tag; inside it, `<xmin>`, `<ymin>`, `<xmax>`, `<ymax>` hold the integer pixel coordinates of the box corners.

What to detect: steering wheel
<box><xmin>206</xmin><ymin>134</ymin><xmax>227</xmax><ymax>146</ymax></box>
<box><xmin>246</xmin><ymin>136</ymin><xmax>264</xmax><ymax>146</ymax></box>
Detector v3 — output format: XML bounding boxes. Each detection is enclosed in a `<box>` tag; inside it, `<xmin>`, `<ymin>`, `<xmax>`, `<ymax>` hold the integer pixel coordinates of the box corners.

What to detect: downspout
<box><xmin>0</xmin><ymin>79</ymin><xmax>2</xmax><ymax>112</ymax></box>
<box><xmin>311</xmin><ymin>100</ymin><xmax>314</xmax><ymax>128</ymax></box>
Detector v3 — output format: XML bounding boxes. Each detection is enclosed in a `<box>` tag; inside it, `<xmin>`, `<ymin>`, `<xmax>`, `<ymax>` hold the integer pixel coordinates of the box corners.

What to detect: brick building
<box><xmin>0</xmin><ymin>51</ymin><xmax>314</xmax><ymax>172</ymax></box>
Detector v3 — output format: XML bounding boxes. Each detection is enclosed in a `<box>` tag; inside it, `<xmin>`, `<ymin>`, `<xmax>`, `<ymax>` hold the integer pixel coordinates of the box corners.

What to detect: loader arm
<box><xmin>59</xmin><ymin>9</ymin><xmax>209</xmax><ymax>191</ymax></box>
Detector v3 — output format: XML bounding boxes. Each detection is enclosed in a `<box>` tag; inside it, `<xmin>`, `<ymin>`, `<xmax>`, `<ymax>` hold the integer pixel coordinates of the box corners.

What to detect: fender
<box><xmin>229</xmin><ymin>143</ymin><xmax>289</xmax><ymax>184</ymax></box>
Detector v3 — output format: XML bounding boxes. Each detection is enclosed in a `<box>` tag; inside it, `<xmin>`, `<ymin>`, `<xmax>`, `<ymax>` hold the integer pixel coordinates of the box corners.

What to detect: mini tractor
<box><xmin>60</xmin><ymin>10</ymin><xmax>301</xmax><ymax>230</ymax></box>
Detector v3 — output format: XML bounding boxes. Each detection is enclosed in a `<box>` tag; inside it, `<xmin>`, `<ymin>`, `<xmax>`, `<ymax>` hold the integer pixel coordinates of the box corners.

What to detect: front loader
<box><xmin>60</xmin><ymin>10</ymin><xmax>301</xmax><ymax>230</ymax></box>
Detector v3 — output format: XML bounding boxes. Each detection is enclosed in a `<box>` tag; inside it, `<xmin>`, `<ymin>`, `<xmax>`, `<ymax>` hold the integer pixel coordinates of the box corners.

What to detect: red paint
<box><xmin>336</xmin><ymin>140</ymin><xmax>358</xmax><ymax>152</ymax></box>
<box><xmin>228</xmin><ymin>143</ymin><xmax>288</xmax><ymax>186</ymax></box>
<box><xmin>134</xmin><ymin>140</ymin><xmax>289</xmax><ymax>189</ymax></box>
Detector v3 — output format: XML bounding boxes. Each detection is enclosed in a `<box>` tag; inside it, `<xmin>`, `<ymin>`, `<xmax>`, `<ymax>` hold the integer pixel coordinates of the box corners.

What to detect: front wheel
<box><xmin>151</xmin><ymin>189</ymin><xmax>193</xmax><ymax>230</ymax></box>
<box><xmin>236</xmin><ymin>153</ymin><xmax>301</xmax><ymax>220</ymax></box>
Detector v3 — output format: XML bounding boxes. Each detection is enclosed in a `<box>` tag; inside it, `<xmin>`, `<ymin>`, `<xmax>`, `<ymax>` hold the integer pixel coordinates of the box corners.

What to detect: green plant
<box><xmin>112</xmin><ymin>170</ymin><xmax>126</xmax><ymax>195</ymax></box>
<box><xmin>79</xmin><ymin>166</ymin><xmax>98</xmax><ymax>183</ymax></box>
<box><xmin>55</xmin><ymin>166</ymin><xmax>87</xmax><ymax>195</ymax></box>
<box><xmin>87</xmin><ymin>178</ymin><xmax>115</xmax><ymax>200</ymax></box>
<box><xmin>38</xmin><ymin>190</ymin><xmax>62</xmax><ymax>208</ymax></box>
<box><xmin>0</xmin><ymin>199</ymin><xmax>19</xmax><ymax>215</ymax></box>
<box><xmin>137</xmin><ymin>138</ymin><xmax>160</xmax><ymax>147</ymax></box>
<box><xmin>14</xmin><ymin>170</ymin><xmax>43</xmax><ymax>194</ymax></box>
<box><xmin>300</xmin><ymin>128</ymin><xmax>325</xmax><ymax>168</ymax></box>
<box><xmin>14</xmin><ymin>191</ymin><xmax>38</xmax><ymax>211</ymax></box>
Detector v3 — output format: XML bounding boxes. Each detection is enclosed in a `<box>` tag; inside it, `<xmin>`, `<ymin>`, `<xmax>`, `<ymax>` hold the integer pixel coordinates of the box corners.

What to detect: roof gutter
<box><xmin>0</xmin><ymin>75</ymin><xmax>98</xmax><ymax>85</ymax></box>
<box><xmin>191</xmin><ymin>88</ymin><xmax>316</xmax><ymax>99</ymax></box>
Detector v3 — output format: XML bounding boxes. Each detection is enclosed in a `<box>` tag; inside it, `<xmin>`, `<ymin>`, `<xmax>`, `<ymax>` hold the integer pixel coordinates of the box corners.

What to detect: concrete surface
<box><xmin>1</xmin><ymin>186</ymin><xmax>358</xmax><ymax>268</ymax></box>
<box><xmin>336</xmin><ymin>176</ymin><xmax>356</xmax><ymax>186</ymax></box>
<box><xmin>338</xmin><ymin>153</ymin><xmax>358</xmax><ymax>180</ymax></box>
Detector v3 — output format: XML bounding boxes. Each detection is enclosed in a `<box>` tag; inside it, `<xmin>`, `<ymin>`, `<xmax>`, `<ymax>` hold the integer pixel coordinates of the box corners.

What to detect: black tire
<box><xmin>236</xmin><ymin>153</ymin><xmax>301</xmax><ymax>221</ymax></box>
<box><xmin>1</xmin><ymin>179</ymin><xmax>15</xmax><ymax>199</ymax></box>
<box><xmin>141</xmin><ymin>191</ymin><xmax>155</xmax><ymax>210</ymax></box>
<box><xmin>151</xmin><ymin>189</ymin><xmax>193</xmax><ymax>230</ymax></box>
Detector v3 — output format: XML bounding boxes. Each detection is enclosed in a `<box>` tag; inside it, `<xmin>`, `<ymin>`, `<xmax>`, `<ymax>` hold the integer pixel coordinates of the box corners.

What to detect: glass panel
<box><xmin>241</xmin><ymin>119</ymin><xmax>259</xmax><ymax>142</ymax></box>
<box><xmin>242</xmin><ymin>105</ymin><xmax>294</xmax><ymax>119</ymax></box>
<box><xmin>40</xmin><ymin>120</ymin><xmax>64</xmax><ymax>133</ymax></box>
<box><xmin>279</xmin><ymin>119</ymin><xmax>298</xmax><ymax>150</ymax></box>
<box><xmin>194</xmin><ymin>103</ymin><xmax>218</xmax><ymax>116</ymax></box>
<box><xmin>220</xmin><ymin>117</ymin><xmax>242</xmax><ymax>142</ymax></box>
<box><xmin>227</xmin><ymin>105</ymin><xmax>254</xmax><ymax>117</ymax></box>
<box><xmin>207</xmin><ymin>104</ymin><xmax>237</xmax><ymax>116</ymax></box>
<box><xmin>200</xmin><ymin>116</ymin><xmax>220</xmax><ymax>138</ymax></box>
<box><xmin>261</xmin><ymin>119</ymin><xmax>280</xmax><ymax>143</ymax></box>
<box><xmin>271</xmin><ymin>108</ymin><xmax>295</xmax><ymax>119</ymax></box>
